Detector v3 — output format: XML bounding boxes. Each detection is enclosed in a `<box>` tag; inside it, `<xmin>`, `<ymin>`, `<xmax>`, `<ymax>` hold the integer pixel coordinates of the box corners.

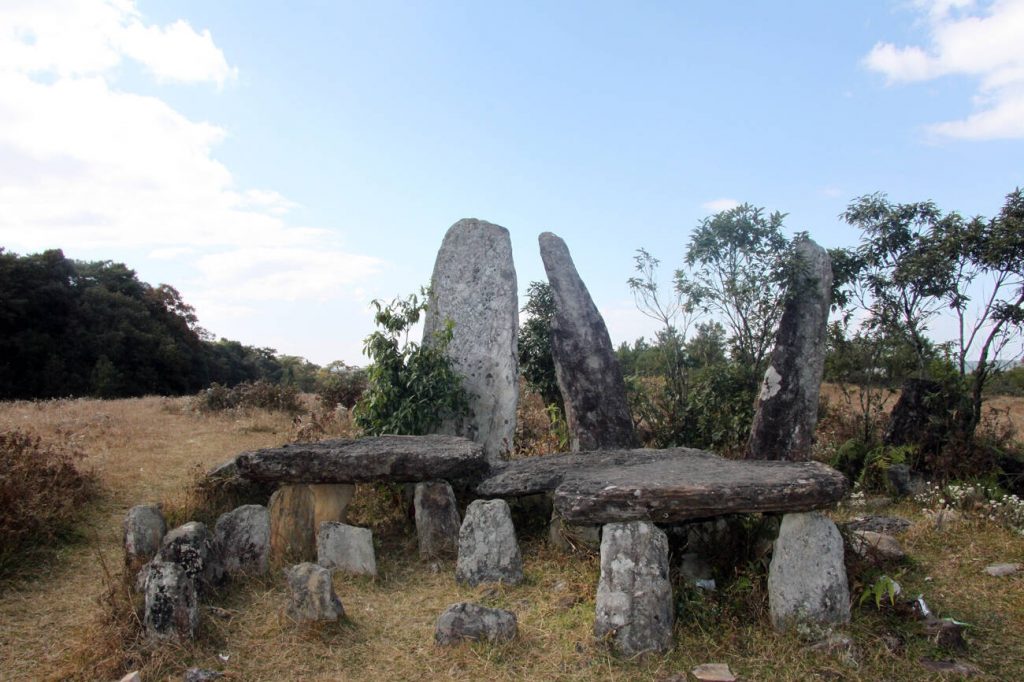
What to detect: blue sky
<box><xmin>2</xmin><ymin>1</ymin><xmax>1022</xmax><ymax>365</ymax></box>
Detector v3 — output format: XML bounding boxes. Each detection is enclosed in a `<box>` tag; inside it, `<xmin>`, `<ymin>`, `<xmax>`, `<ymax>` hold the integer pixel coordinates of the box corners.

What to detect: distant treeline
<box><xmin>0</xmin><ymin>248</ymin><xmax>331</xmax><ymax>400</ymax></box>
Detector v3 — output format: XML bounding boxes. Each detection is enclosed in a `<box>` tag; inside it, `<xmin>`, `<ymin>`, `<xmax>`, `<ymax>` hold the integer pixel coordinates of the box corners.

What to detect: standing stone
<box><xmin>269</xmin><ymin>484</ymin><xmax>316</xmax><ymax>563</ymax></box>
<box><xmin>214</xmin><ymin>504</ymin><xmax>270</xmax><ymax>576</ymax></box>
<box><xmin>594</xmin><ymin>521</ymin><xmax>674</xmax><ymax>655</ymax></box>
<box><xmin>455</xmin><ymin>499</ymin><xmax>523</xmax><ymax>586</ymax></box>
<box><xmin>768</xmin><ymin>512</ymin><xmax>850</xmax><ymax>630</ymax></box>
<box><xmin>423</xmin><ymin>219</ymin><xmax>519</xmax><ymax>463</ymax></box>
<box><xmin>310</xmin><ymin>483</ymin><xmax>355</xmax><ymax>529</ymax></box>
<box><xmin>158</xmin><ymin>521</ymin><xmax>223</xmax><ymax>594</ymax></box>
<box><xmin>317</xmin><ymin>523</ymin><xmax>377</xmax><ymax>577</ymax></box>
<box><xmin>124</xmin><ymin>504</ymin><xmax>166</xmax><ymax>573</ymax></box>
<box><xmin>538</xmin><ymin>232</ymin><xmax>638</xmax><ymax>451</ymax></box>
<box><xmin>435</xmin><ymin>602</ymin><xmax>518</xmax><ymax>645</ymax></box>
<box><xmin>747</xmin><ymin>236</ymin><xmax>832</xmax><ymax>461</ymax></box>
<box><xmin>144</xmin><ymin>560</ymin><xmax>199</xmax><ymax>642</ymax></box>
<box><xmin>284</xmin><ymin>562</ymin><xmax>344</xmax><ymax>623</ymax></box>
<box><xmin>414</xmin><ymin>481</ymin><xmax>461</xmax><ymax>559</ymax></box>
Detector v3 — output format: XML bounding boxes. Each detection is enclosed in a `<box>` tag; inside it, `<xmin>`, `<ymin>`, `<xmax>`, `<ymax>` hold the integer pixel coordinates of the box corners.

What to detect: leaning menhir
<box><xmin>423</xmin><ymin>218</ymin><xmax>519</xmax><ymax>463</ymax></box>
<box><xmin>539</xmin><ymin>232</ymin><xmax>638</xmax><ymax>452</ymax></box>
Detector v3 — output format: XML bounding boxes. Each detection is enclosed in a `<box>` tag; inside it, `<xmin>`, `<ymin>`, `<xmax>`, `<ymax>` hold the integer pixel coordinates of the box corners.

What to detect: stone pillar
<box><xmin>269</xmin><ymin>485</ymin><xmax>316</xmax><ymax>563</ymax></box>
<box><xmin>746</xmin><ymin>236</ymin><xmax>832</xmax><ymax>461</ymax></box>
<box><xmin>414</xmin><ymin>481</ymin><xmax>461</xmax><ymax>559</ymax></box>
<box><xmin>455</xmin><ymin>499</ymin><xmax>524</xmax><ymax>586</ymax></box>
<box><xmin>143</xmin><ymin>560</ymin><xmax>199</xmax><ymax>642</ymax></box>
<box><xmin>768</xmin><ymin>512</ymin><xmax>850</xmax><ymax>630</ymax></box>
<box><xmin>594</xmin><ymin>521</ymin><xmax>673</xmax><ymax>655</ymax></box>
<box><xmin>538</xmin><ymin>232</ymin><xmax>638</xmax><ymax>452</ymax></box>
<box><xmin>123</xmin><ymin>504</ymin><xmax>166</xmax><ymax>574</ymax></box>
<box><xmin>423</xmin><ymin>218</ymin><xmax>519</xmax><ymax>464</ymax></box>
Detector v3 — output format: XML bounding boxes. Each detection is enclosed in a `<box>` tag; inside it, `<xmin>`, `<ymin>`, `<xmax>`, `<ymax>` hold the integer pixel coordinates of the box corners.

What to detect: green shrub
<box><xmin>315</xmin><ymin>364</ymin><xmax>368</xmax><ymax>409</ymax></box>
<box><xmin>190</xmin><ymin>379</ymin><xmax>302</xmax><ymax>414</ymax></box>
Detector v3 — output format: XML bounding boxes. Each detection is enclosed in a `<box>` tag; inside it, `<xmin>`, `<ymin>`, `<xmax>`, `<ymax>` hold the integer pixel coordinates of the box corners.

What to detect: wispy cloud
<box><xmin>701</xmin><ymin>198</ymin><xmax>741</xmax><ymax>213</ymax></box>
<box><xmin>863</xmin><ymin>0</ymin><xmax>1024</xmax><ymax>139</ymax></box>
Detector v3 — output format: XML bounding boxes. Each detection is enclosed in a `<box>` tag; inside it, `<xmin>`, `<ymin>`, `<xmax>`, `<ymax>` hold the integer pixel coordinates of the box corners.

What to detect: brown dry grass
<box><xmin>0</xmin><ymin>395</ymin><xmax>1022</xmax><ymax>681</ymax></box>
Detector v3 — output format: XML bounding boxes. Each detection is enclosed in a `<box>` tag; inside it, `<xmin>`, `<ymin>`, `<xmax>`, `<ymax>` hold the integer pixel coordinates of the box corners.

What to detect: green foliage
<box><xmin>518</xmin><ymin>281</ymin><xmax>562</xmax><ymax>411</ymax></box>
<box><xmin>354</xmin><ymin>290</ymin><xmax>469</xmax><ymax>436</ymax></box>
<box><xmin>986</xmin><ymin>364</ymin><xmax>1024</xmax><ymax>396</ymax></box>
<box><xmin>190</xmin><ymin>380</ymin><xmax>302</xmax><ymax>414</ymax></box>
<box><xmin>314</xmin><ymin>361</ymin><xmax>369</xmax><ymax>409</ymax></box>
<box><xmin>859</xmin><ymin>574</ymin><xmax>901</xmax><ymax>609</ymax></box>
<box><xmin>859</xmin><ymin>444</ymin><xmax>915</xmax><ymax>494</ymax></box>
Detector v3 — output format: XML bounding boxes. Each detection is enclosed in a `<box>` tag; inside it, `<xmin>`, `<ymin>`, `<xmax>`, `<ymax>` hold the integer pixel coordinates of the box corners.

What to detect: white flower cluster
<box><xmin>915</xmin><ymin>481</ymin><xmax>1024</xmax><ymax>535</ymax></box>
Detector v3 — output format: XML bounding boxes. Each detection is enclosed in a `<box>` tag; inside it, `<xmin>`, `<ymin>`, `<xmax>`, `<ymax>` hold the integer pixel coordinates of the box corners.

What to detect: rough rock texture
<box><xmin>422</xmin><ymin>219</ymin><xmax>519</xmax><ymax>463</ymax></box>
<box><xmin>849</xmin><ymin>530</ymin><xmax>906</xmax><ymax>562</ymax></box>
<box><xmin>844</xmin><ymin>515</ymin><xmax>911</xmax><ymax>535</ymax></box>
<box><xmin>414</xmin><ymin>481</ymin><xmax>461</xmax><ymax>559</ymax></box>
<box><xmin>317</xmin><ymin>523</ymin><xmax>377</xmax><ymax>577</ymax></box>
<box><xmin>285</xmin><ymin>562</ymin><xmax>344</xmax><ymax>623</ymax></box>
<box><xmin>983</xmin><ymin>562</ymin><xmax>1021</xmax><ymax>577</ymax></box>
<box><xmin>594</xmin><ymin>521</ymin><xmax>674</xmax><ymax>655</ymax></box>
<box><xmin>455</xmin><ymin>499</ymin><xmax>523</xmax><ymax>586</ymax></box>
<box><xmin>236</xmin><ymin>435</ymin><xmax>487</xmax><ymax>484</ymax></box>
<box><xmin>120</xmin><ymin>672</ymin><xmax>142</xmax><ymax>682</ymax></box>
<box><xmin>214</xmin><ymin>504</ymin><xmax>270</xmax><ymax>576</ymax></box>
<box><xmin>746</xmin><ymin>236</ymin><xmax>832</xmax><ymax>461</ymax></box>
<box><xmin>539</xmin><ymin>232</ymin><xmax>637</xmax><ymax>451</ymax></box>
<box><xmin>434</xmin><ymin>602</ymin><xmax>518</xmax><ymax>645</ymax></box>
<box><xmin>887</xmin><ymin>464</ymin><xmax>912</xmax><ymax>497</ymax></box>
<box><xmin>768</xmin><ymin>512</ymin><xmax>850</xmax><ymax>630</ymax></box>
<box><xmin>310</xmin><ymin>483</ymin><xmax>355</xmax><ymax>530</ymax></box>
<box><xmin>144</xmin><ymin>560</ymin><xmax>199</xmax><ymax>641</ymax></box>
<box><xmin>124</xmin><ymin>504</ymin><xmax>166</xmax><ymax>573</ymax></box>
<box><xmin>158</xmin><ymin>522</ymin><xmax>223</xmax><ymax>594</ymax></box>
<box><xmin>269</xmin><ymin>484</ymin><xmax>316</xmax><ymax>563</ymax></box>
<box><xmin>183</xmin><ymin>669</ymin><xmax>223</xmax><ymax>682</ymax></box>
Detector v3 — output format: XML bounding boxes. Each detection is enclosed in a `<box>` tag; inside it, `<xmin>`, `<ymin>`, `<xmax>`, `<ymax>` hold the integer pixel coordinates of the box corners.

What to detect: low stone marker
<box><xmin>434</xmin><ymin>602</ymin><xmax>518</xmax><ymax>645</ymax></box>
<box><xmin>317</xmin><ymin>522</ymin><xmax>377</xmax><ymax>577</ymax></box>
<box><xmin>143</xmin><ymin>560</ymin><xmax>199</xmax><ymax>642</ymax></box>
<box><xmin>456</xmin><ymin>499</ymin><xmax>523</xmax><ymax>586</ymax></box>
<box><xmin>594</xmin><ymin>521</ymin><xmax>673</xmax><ymax>655</ymax></box>
<box><xmin>124</xmin><ymin>504</ymin><xmax>166</xmax><ymax>573</ymax></box>
<box><xmin>158</xmin><ymin>521</ymin><xmax>223</xmax><ymax>595</ymax></box>
<box><xmin>414</xmin><ymin>481</ymin><xmax>461</xmax><ymax>559</ymax></box>
<box><xmin>423</xmin><ymin>218</ymin><xmax>519</xmax><ymax>464</ymax></box>
<box><xmin>746</xmin><ymin>236</ymin><xmax>832</xmax><ymax>461</ymax></box>
<box><xmin>768</xmin><ymin>512</ymin><xmax>850</xmax><ymax>630</ymax></box>
<box><xmin>285</xmin><ymin>562</ymin><xmax>344</xmax><ymax>623</ymax></box>
<box><xmin>848</xmin><ymin>529</ymin><xmax>906</xmax><ymax>562</ymax></box>
<box><xmin>539</xmin><ymin>232</ymin><xmax>637</xmax><ymax>451</ymax></box>
<box><xmin>214</xmin><ymin>504</ymin><xmax>270</xmax><ymax>576</ymax></box>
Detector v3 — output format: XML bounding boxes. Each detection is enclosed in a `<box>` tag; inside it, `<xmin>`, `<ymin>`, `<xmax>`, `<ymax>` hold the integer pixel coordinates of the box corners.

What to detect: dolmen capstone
<box><xmin>423</xmin><ymin>219</ymin><xmax>519</xmax><ymax>464</ymax></box>
<box><xmin>539</xmin><ymin>232</ymin><xmax>638</xmax><ymax>452</ymax></box>
<box><xmin>455</xmin><ymin>499</ymin><xmax>524</xmax><ymax>586</ymax></box>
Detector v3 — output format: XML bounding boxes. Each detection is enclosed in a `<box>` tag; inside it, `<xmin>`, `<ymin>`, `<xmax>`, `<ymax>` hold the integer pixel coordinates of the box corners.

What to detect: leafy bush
<box><xmin>190</xmin><ymin>379</ymin><xmax>302</xmax><ymax>414</ymax></box>
<box><xmin>0</xmin><ymin>429</ymin><xmax>98</xmax><ymax>571</ymax></box>
<box><xmin>315</xmin><ymin>363</ymin><xmax>368</xmax><ymax>409</ymax></box>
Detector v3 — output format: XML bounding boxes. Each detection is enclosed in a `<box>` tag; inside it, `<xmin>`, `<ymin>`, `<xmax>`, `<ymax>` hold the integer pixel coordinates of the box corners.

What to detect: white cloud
<box><xmin>863</xmin><ymin>0</ymin><xmax>1024</xmax><ymax>139</ymax></box>
<box><xmin>701</xmin><ymin>198</ymin><xmax>741</xmax><ymax>213</ymax></box>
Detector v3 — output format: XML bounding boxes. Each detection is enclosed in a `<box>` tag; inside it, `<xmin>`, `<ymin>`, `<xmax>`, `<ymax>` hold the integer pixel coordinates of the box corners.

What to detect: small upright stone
<box><xmin>285</xmin><ymin>562</ymin><xmax>344</xmax><ymax>623</ymax></box>
<box><xmin>423</xmin><ymin>219</ymin><xmax>519</xmax><ymax>463</ymax></box>
<box><xmin>158</xmin><ymin>521</ymin><xmax>223</xmax><ymax>594</ymax></box>
<box><xmin>214</xmin><ymin>504</ymin><xmax>270</xmax><ymax>576</ymax></box>
<box><xmin>455</xmin><ymin>499</ymin><xmax>523</xmax><ymax>586</ymax></box>
<box><xmin>124</xmin><ymin>504</ymin><xmax>166</xmax><ymax>573</ymax></box>
<box><xmin>269</xmin><ymin>484</ymin><xmax>316</xmax><ymax>563</ymax></box>
<box><xmin>317</xmin><ymin>523</ymin><xmax>377</xmax><ymax>577</ymax></box>
<box><xmin>768</xmin><ymin>512</ymin><xmax>850</xmax><ymax>630</ymax></box>
<box><xmin>747</xmin><ymin>236</ymin><xmax>832</xmax><ymax>461</ymax></box>
<box><xmin>435</xmin><ymin>602</ymin><xmax>518</xmax><ymax>645</ymax></box>
<box><xmin>144</xmin><ymin>560</ymin><xmax>199</xmax><ymax>642</ymax></box>
<box><xmin>414</xmin><ymin>481</ymin><xmax>461</xmax><ymax>559</ymax></box>
<box><xmin>539</xmin><ymin>232</ymin><xmax>637</xmax><ymax>451</ymax></box>
<box><xmin>594</xmin><ymin>521</ymin><xmax>674</xmax><ymax>655</ymax></box>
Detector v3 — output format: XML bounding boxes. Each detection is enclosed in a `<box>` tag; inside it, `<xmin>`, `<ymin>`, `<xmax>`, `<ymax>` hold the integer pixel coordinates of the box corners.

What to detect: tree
<box><xmin>517</xmin><ymin>281</ymin><xmax>563</xmax><ymax>411</ymax></box>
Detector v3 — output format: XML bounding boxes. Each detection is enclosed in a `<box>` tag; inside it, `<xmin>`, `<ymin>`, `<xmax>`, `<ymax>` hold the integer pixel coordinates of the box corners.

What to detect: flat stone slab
<box><xmin>235</xmin><ymin>435</ymin><xmax>486</xmax><ymax>484</ymax></box>
<box><xmin>479</xmin><ymin>447</ymin><xmax>847</xmax><ymax>524</ymax></box>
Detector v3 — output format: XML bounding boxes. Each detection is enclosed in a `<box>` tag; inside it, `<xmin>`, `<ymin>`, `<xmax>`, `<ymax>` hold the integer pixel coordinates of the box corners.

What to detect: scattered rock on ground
<box><xmin>143</xmin><ymin>560</ymin><xmax>199</xmax><ymax>642</ymax></box>
<box><xmin>925</xmin><ymin>618</ymin><xmax>968</xmax><ymax>651</ymax></box>
<box><xmin>434</xmin><ymin>602</ymin><xmax>518</xmax><ymax>645</ymax></box>
<box><xmin>158</xmin><ymin>521</ymin><xmax>223</xmax><ymax>594</ymax></box>
<box><xmin>183</xmin><ymin>669</ymin><xmax>223</xmax><ymax>682</ymax></box>
<box><xmin>844</xmin><ymin>516</ymin><xmax>911</xmax><ymax>535</ymax></box>
<box><xmin>317</xmin><ymin>523</ymin><xmax>377</xmax><ymax>577</ymax></box>
<box><xmin>983</xmin><ymin>562</ymin><xmax>1021</xmax><ymax>577</ymax></box>
<box><xmin>123</xmin><ymin>504</ymin><xmax>166</xmax><ymax>573</ymax></box>
<box><xmin>594</xmin><ymin>521</ymin><xmax>674</xmax><ymax>656</ymax></box>
<box><xmin>456</xmin><ymin>499</ymin><xmax>523</xmax><ymax>586</ymax></box>
<box><xmin>848</xmin><ymin>530</ymin><xmax>906</xmax><ymax>562</ymax></box>
<box><xmin>768</xmin><ymin>512</ymin><xmax>850</xmax><ymax>630</ymax></box>
<box><xmin>285</xmin><ymin>562</ymin><xmax>344</xmax><ymax>623</ymax></box>
<box><xmin>414</xmin><ymin>481</ymin><xmax>461</xmax><ymax>559</ymax></box>
<box><xmin>690</xmin><ymin>663</ymin><xmax>737</xmax><ymax>682</ymax></box>
<box><xmin>918</xmin><ymin>658</ymin><xmax>981</xmax><ymax>676</ymax></box>
<box><xmin>214</xmin><ymin>504</ymin><xmax>270</xmax><ymax>576</ymax></box>
<box><xmin>119</xmin><ymin>672</ymin><xmax>142</xmax><ymax>682</ymax></box>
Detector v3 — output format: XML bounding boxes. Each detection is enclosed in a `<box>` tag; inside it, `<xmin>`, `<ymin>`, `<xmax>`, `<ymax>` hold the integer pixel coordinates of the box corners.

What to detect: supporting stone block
<box><xmin>414</xmin><ymin>481</ymin><xmax>461</xmax><ymax>559</ymax></box>
<box><xmin>456</xmin><ymin>499</ymin><xmax>523</xmax><ymax>586</ymax></box>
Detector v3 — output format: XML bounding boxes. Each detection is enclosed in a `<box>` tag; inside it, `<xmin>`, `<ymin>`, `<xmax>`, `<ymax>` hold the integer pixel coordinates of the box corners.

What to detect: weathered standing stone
<box><xmin>284</xmin><ymin>562</ymin><xmax>344</xmax><ymax>623</ymax></box>
<box><xmin>144</xmin><ymin>560</ymin><xmax>199</xmax><ymax>642</ymax></box>
<box><xmin>747</xmin><ymin>236</ymin><xmax>832</xmax><ymax>461</ymax></box>
<box><xmin>455</xmin><ymin>499</ymin><xmax>523</xmax><ymax>586</ymax></box>
<box><xmin>539</xmin><ymin>232</ymin><xmax>637</xmax><ymax>451</ymax></box>
<box><xmin>414</xmin><ymin>481</ymin><xmax>461</xmax><ymax>559</ymax></box>
<box><xmin>422</xmin><ymin>219</ymin><xmax>519</xmax><ymax>463</ymax></box>
<box><xmin>317</xmin><ymin>523</ymin><xmax>377</xmax><ymax>577</ymax></box>
<box><xmin>269</xmin><ymin>484</ymin><xmax>315</xmax><ymax>563</ymax></box>
<box><xmin>768</xmin><ymin>512</ymin><xmax>850</xmax><ymax>630</ymax></box>
<box><xmin>594</xmin><ymin>521</ymin><xmax>674</xmax><ymax>655</ymax></box>
<box><xmin>214</xmin><ymin>504</ymin><xmax>270</xmax><ymax>576</ymax></box>
<box><xmin>434</xmin><ymin>602</ymin><xmax>518</xmax><ymax>645</ymax></box>
<box><xmin>124</xmin><ymin>504</ymin><xmax>166</xmax><ymax>573</ymax></box>
<box><xmin>158</xmin><ymin>521</ymin><xmax>223</xmax><ymax>594</ymax></box>
<box><xmin>310</xmin><ymin>483</ymin><xmax>355</xmax><ymax>529</ymax></box>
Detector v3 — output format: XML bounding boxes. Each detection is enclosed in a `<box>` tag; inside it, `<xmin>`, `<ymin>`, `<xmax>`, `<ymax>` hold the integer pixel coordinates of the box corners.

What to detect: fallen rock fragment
<box><xmin>285</xmin><ymin>562</ymin><xmax>344</xmax><ymax>623</ymax></box>
<box><xmin>183</xmin><ymin>669</ymin><xmax>223</xmax><ymax>682</ymax></box>
<box><xmin>690</xmin><ymin>663</ymin><xmax>737</xmax><ymax>682</ymax></box>
<box><xmin>848</xmin><ymin>530</ymin><xmax>906</xmax><ymax>562</ymax></box>
<box><xmin>434</xmin><ymin>602</ymin><xmax>518</xmax><ymax>645</ymax></box>
<box><xmin>119</xmin><ymin>672</ymin><xmax>142</xmax><ymax>682</ymax></box>
<box><xmin>844</xmin><ymin>515</ymin><xmax>911</xmax><ymax>535</ymax></box>
<box><xmin>983</xmin><ymin>562</ymin><xmax>1021</xmax><ymax>577</ymax></box>
<box><xmin>918</xmin><ymin>658</ymin><xmax>981</xmax><ymax>676</ymax></box>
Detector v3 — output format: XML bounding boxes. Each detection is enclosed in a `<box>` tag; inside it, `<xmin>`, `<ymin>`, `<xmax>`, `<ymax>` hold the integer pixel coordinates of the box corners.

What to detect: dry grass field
<box><xmin>1</xmin><ymin>393</ymin><xmax>1023</xmax><ymax>681</ymax></box>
